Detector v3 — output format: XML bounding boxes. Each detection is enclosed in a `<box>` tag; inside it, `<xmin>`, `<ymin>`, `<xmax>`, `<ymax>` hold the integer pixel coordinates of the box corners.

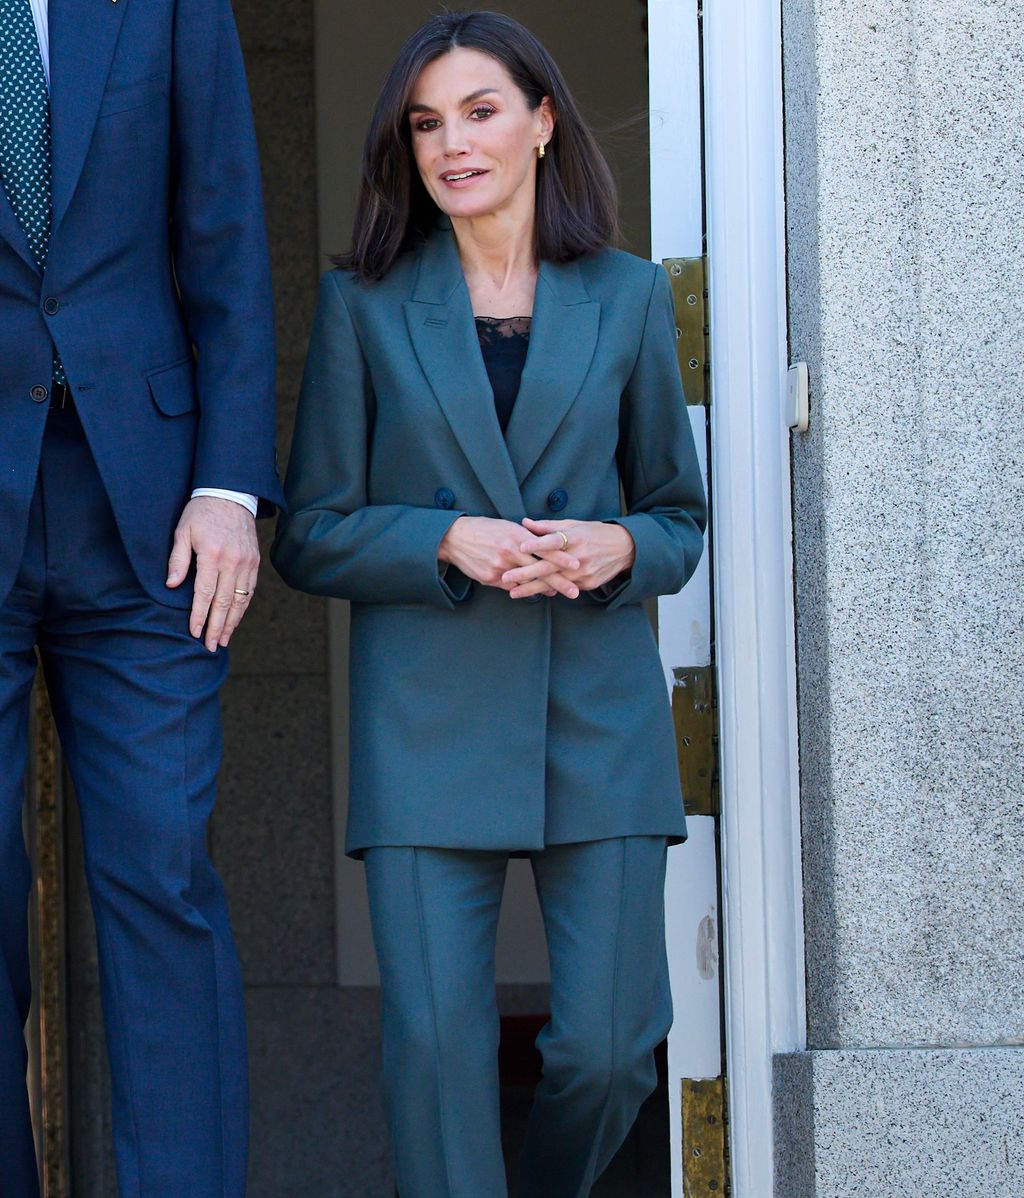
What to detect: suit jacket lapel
<box><xmin>0</xmin><ymin>188</ymin><xmax>38</xmax><ymax>274</ymax></box>
<box><xmin>48</xmin><ymin>0</ymin><xmax>129</xmax><ymax>237</ymax></box>
<box><xmin>504</xmin><ymin>259</ymin><xmax>600</xmax><ymax>485</ymax></box>
<box><xmin>405</xmin><ymin>229</ymin><xmax>525</xmax><ymax>520</ymax></box>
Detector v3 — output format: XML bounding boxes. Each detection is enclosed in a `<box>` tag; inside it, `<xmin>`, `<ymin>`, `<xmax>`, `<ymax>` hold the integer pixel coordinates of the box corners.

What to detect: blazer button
<box><xmin>30</xmin><ymin>385</ymin><xmax>49</xmax><ymax>403</ymax></box>
<box><xmin>43</xmin><ymin>297</ymin><xmax>60</xmax><ymax>315</ymax></box>
<box><xmin>547</xmin><ymin>488</ymin><xmax>568</xmax><ymax>512</ymax></box>
<box><xmin>526</xmin><ymin>594</ymin><xmax>543</xmax><ymax>605</ymax></box>
<box><xmin>434</xmin><ymin>487</ymin><xmax>456</xmax><ymax>510</ymax></box>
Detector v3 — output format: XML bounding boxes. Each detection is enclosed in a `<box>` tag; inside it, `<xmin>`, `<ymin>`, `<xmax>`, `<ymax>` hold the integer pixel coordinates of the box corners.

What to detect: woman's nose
<box><xmin>442</xmin><ymin>126</ymin><xmax>471</xmax><ymax>158</ymax></box>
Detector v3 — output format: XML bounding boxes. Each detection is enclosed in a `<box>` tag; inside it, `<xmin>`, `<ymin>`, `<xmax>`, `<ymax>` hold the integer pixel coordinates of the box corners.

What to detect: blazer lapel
<box><xmin>0</xmin><ymin>188</ymin><xmax>38</xmax><ymax>274</ymax></box>
<box><xmin>404</xmin><ymin>229</ymin><xmax>525</xmax><ymax>520</ymax></box>
<box><xmin>504</xmin><ymin>259</ymin><xmax>600</xmax><ymax>485</ymax></box>
<box><xmin>48</xmin><ymin>0</ymin><xmax>129</xmax><ymax>237</ymax></box>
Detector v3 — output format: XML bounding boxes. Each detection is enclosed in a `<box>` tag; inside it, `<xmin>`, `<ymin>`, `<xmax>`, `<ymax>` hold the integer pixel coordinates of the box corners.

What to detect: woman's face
<box><xmin>408</xmin><ymin>47</ymin><xmax>554</xmax><ymax>225</ymax></box>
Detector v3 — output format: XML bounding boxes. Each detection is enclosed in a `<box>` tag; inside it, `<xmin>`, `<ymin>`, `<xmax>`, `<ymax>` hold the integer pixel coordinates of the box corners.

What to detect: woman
<box><xmin>272</xmin><ymin>11</ymin><xmax>706</xmax><ymax>1196</ymax></box>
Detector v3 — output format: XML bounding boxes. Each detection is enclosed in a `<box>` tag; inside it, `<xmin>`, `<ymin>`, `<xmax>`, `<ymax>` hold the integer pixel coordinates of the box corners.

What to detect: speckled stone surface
<box><xmin>246</xmin><ymin>46</ymin><xmax>320</xmax><ymax>365</ymax></box>
<box><xmin>226</xmin><ymin>521</ymin><xmax>328</xmax><ymax>677</ymax></box>
<box><xmin>233</xmin><ymin>0</ymin><xmax>314</xmax><ymax>55</ymax></box>
<box><xmin>784</xmin><ymin>0</ymin><xmax>1024</xmax><ymax>1047</ymax></box>
<box><xmin>774</xmin><ymin>1048</ymin><xmax>1024</xmax><ymax>1196</ymax></box>
<box><xmin>214</xmin><ymin>674</ymin><xmax>335</xmax><ymax>985</ymax></box>
<box><xmin>246</xmin><ymin>986</ymin><xmax>392</xmax><ymax>1197</ymax></box>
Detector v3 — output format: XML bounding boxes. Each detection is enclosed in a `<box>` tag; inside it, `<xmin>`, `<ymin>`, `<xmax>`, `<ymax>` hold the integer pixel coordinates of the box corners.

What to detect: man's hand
<box><xmin>166</xmin><ymin>496</ymin><xmax>260</xmax><ymax>651</ymax></box>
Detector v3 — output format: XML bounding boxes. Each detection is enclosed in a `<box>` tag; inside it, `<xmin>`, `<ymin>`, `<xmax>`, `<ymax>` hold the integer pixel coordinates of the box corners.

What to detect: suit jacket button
<box><xmin>30</xmin><ymin>385</ymin><xmax>49</xmax><ymax>403</ymax></box>
<box><xmin>434</xmin><ymin>487</ymin><xmax>455</xmax><ymax>509</ymax></box>
<box><xmin>526</xmin><ymin>594</ymin><xmax>543</xmax><ymax>605</ymax></box>
<box><xmin>43</xmin><ymin>297</ymin><xmax>61</xmax><ymax>315</ymax></box>
<box><xmin>547</xmin><ymin>488</ymin><xmax>568</xmax><ymax>512</ymax></box>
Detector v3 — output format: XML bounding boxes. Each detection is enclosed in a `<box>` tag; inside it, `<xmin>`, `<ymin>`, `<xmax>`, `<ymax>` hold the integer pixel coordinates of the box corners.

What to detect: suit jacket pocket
<box><xmin>147</xmin><ymin>358</ymin><xmax>198</xmax><ymax>416</ymax></box>
<box><xmin>98</xmin><ymin>74</ymin><xmax>168</xmax><ymax>118</ymax></box>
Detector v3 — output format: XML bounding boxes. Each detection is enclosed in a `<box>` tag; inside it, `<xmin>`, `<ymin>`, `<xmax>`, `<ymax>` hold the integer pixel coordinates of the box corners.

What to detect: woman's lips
<box><xmin>440</xmin><ymin>168</ymin><xmax>489</xmax><ymax>188</ymax></box>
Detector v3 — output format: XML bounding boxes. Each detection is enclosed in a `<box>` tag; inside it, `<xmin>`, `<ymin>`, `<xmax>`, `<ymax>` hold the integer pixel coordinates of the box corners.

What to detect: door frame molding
<box><xmin>703</xmin><ymin>1</ymin><xmax>807</xmax><ymax>1194</ymax></box>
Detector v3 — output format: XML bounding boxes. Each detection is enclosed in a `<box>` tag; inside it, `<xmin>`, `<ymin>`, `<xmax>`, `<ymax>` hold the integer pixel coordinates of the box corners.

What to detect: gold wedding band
<box><xmin>557</xmin><ymin>532</ymin><xmax>570</xmax><ymax>551</ymax></box>
<box><xmin>234</xmin><ymin>589</ymin><xmax>251</xmax><ymax>597</ymax></box>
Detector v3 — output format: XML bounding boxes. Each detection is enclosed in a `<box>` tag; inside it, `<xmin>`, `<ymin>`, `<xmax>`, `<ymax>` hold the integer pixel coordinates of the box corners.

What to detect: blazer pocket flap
<box><xmin>147</xmin><ymin>359</ymin><xmax>198</xmax><ymax>416</ymax></box>
<box><xmin>98</xmin><ymin>75</ymin><xmax>167</xmax><ymax>118</ymax></box>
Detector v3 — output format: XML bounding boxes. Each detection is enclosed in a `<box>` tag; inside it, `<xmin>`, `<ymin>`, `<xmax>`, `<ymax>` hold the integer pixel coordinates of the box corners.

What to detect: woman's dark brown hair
<box><xmin>336</xmin><ymin>9</ymin><xmax>619</xmax><ymax>281</ymax></box>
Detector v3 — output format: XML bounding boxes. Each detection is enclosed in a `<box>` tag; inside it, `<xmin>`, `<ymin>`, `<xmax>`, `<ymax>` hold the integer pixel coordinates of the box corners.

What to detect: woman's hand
<box><xmin>500</xmin><ymin>518</ymin><xmax>636</xmax><ymax>598</ymax></box>
<box><xmin>439</xmin><ymin>516</ymin><xmax>582</xmax><ymax>599</ymax></box>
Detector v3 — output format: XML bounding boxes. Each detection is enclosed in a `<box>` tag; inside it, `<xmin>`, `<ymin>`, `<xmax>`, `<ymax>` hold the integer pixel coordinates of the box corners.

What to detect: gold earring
<box><xmin>537</xmin><ymin>142</ymin><xmax>546</xmax><ymax>159</ymax></box>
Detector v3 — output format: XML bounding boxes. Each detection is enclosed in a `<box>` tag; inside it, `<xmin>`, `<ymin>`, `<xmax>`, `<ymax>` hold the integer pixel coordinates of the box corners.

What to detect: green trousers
<box><xmin>364</xmin><ymin>836</ymin><xmax>671</xmax><ymax>1198</ymax></box>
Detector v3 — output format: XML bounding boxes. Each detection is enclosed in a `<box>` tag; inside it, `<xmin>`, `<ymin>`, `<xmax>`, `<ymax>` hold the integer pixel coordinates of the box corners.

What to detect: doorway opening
<box><xmin>38</xmin><ymin>3</ymin><xmax>730</xmax><ymax>1196</ymax></box>
<box><xmin>316</xmin><ymin>3</ymin><xmax>701</xmax><ymax>1196</ymax></box>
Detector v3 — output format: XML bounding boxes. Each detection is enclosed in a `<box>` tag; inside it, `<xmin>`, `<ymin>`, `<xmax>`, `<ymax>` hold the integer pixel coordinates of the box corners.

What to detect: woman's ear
<box><xmin>538</xmin><ymin>96</ymin><xmax>557</xmax><ymax>143</ymax></box>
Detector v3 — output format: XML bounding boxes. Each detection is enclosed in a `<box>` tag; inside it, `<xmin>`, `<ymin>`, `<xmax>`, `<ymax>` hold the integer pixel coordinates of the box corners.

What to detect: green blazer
<box><xmin>272</xmin><ymin>224</ymin><xmax>707</xmax><ymax>857</ymax></box>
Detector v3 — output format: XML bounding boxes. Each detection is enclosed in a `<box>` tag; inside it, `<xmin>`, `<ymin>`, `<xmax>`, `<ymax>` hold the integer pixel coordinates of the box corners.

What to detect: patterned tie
<box><xmin>0</xmin><ymin>0</ymin><xmax>66</xmax><ymax>385</ymax></box>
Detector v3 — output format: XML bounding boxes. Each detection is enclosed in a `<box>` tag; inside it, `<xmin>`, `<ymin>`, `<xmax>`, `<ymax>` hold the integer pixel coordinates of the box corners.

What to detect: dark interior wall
<box><xmin>65</xmin><ymin>1</ymin><xmax>376</xmax><ymax>1193</ymax></box>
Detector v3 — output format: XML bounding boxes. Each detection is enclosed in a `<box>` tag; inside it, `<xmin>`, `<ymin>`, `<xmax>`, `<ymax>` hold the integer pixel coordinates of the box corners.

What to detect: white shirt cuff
<box><xmin>191</xmin><ymin>488</ymin><xmax>259</xmax><ymax>517</ymax></box>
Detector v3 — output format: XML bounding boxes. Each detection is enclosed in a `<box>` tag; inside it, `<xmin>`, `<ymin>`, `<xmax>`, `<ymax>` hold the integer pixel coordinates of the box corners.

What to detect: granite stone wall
<box><xmin>778</xmin><ymin>0</ymin><xmax>1024</xmax><ymax>1191</ymax></box>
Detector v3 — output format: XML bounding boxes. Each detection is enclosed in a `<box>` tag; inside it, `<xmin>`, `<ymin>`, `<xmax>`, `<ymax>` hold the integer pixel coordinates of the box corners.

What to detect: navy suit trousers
<box><xmin>0</xmin><ymin>404</ymin><xmax>247</xmax><ymax>1198</ymax></box>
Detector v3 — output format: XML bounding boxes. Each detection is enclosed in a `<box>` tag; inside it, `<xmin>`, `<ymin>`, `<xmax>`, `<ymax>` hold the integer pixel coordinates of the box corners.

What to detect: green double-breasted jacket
<box><xmin>272</xmin><ymin>225</ymin><xmax>707</xmax><ymax>857</ymax></box>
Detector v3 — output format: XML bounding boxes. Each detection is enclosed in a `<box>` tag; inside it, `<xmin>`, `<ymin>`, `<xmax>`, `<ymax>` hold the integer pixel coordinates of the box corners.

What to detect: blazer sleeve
<box><xmin>169</xmin><ymin>0</ymin><xmax>284</xmax><ymax>513</ymax></box>
<box><xmin>271</xmin><ymin>271</ymin><xmax>470</xmax><ymax>608</ymax></box>
<box><xmin>592</xmin><ymin>264</ymin><xmax>708</xmax><ymax>609</ymax></box>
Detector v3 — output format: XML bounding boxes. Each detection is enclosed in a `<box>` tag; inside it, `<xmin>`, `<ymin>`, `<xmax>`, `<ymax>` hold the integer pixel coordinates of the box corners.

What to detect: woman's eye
<box><xmin>414</xmin><ymin>117</ymin><xmax>441</xmax><ymax>133</ymax></box>
<box><xmin>470</xmin><ymin>106</ymin><xmax>496</xmax><ymax>120</ymax></box>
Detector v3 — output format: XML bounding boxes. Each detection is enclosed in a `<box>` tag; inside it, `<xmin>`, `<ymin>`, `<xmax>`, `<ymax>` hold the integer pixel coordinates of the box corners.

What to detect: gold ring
<box><xmin>233</xmin><ymin>589</ymin><xmax>251</xmax><ymax>597</ymax></box>
<box><xmin>557</xmin><ymin>531</ymin><xmax>569</xmax><ymax>551</ymax></box>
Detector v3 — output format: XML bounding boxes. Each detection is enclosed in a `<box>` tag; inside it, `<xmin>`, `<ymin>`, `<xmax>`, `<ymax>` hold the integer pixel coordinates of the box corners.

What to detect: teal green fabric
<box><xmin>363</xmin><ymin>837</ymin><xmax>671</xmax><ymax>1197</ymax></box>
<box><xmin>272</xmin><ymin>225</ymin><xmax>707</xmax><ymax>856</ymax></box>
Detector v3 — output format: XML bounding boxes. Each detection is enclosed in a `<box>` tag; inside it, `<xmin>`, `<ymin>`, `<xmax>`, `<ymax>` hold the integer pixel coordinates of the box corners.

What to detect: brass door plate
<box><xmin>682</xmin><ymin>1076</ymin><xmax>729</xmax><ymax>1196</ymax></box>
<box><xmin>673</xmin><ymin>666</ymin><xmax>718</xmax><ymax>816</ymax></box>
<box><xmin>663</xmin><ymin>257</ymin><xmax>709</xmax><ymax>406</ymax></box>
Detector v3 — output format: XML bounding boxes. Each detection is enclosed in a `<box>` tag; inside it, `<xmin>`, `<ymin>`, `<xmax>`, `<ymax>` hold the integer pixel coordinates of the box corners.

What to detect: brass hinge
<box><xmin>662</xmin><ymin>256</ymin><xmax>709</xmax><ymax>406</ymax></box>
<box><xmin>682</xmin><ymin>1077</ymin><xmax>729</xmax><ymax>1197</ymax></box>
<box><xmin>672</xmin><ymin>665</ymin><xmax>719</xmax><ymax>816</ymax></box>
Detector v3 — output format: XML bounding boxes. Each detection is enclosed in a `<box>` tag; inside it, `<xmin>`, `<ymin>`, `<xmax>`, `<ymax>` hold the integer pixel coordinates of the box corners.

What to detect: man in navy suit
<box><xmin>0</xmin><ymin>1</ymin><xmax>281</xmax><ymax>1193</ymax></box>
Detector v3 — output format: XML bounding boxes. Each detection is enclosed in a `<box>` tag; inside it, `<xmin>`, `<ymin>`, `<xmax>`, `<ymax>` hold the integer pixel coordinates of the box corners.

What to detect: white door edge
<box><xmin>703</xmin><ymin>1</ymin><xmax>807</xmax><ymax>1195</ymax></box>
<box><xmin>647</xmin><ymin>6</ymin><xmax>720</xmax><ymax>1196</ymax></box>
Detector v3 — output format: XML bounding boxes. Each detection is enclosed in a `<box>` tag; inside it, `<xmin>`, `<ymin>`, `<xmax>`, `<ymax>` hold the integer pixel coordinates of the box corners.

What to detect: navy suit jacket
<box><xmin>0</xmin><ymin>0</ymin><xmax>284</xmax><ymax>609</ymax></box>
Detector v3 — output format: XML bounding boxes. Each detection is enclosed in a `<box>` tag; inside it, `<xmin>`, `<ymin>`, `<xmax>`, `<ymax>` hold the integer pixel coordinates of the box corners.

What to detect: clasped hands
<box><xmin>438</xmin><ymin>515</ymin><xmax>635</xmax><ymax>600</ymax></box>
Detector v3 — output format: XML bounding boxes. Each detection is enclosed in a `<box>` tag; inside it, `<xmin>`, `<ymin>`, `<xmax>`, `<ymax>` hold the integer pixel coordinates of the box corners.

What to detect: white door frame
<box><xmin>318</xmin><ymin>0</ymin><xmax>805</xmax><ymax>1186</ymax></box>
<box><xmin>650</xmin><ymin>1</ymin><xmax>806</xmax><ymax>1194</ymax></box>
<box><xmin>705</xmin><ymin>1</ymin><xmax>807</xmax><ymax>1194</ymax></box>
<box><xmin>647</xmin><ymin>7</ymin><xmax>721</xmax><ymax>1195</ymax></box>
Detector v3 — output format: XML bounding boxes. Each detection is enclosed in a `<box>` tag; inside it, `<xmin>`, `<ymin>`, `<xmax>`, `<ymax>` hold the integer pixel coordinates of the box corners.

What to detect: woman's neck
<box><xmin>452</xmin><ymin>210</ymin><xmax>538</xmax><ymax>317</ymax></box>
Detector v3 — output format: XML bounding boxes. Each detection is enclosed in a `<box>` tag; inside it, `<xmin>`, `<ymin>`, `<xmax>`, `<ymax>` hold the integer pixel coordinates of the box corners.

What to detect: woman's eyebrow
<box><xmin>408</xmin><ymin>87</ymin><xmax>502</xmax><ymax>114</ymax></box>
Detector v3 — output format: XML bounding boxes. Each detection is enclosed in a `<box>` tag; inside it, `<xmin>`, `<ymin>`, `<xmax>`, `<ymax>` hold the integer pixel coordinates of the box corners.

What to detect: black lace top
<box><xmin>475</xmin><ymin>316</ymin><xmax>531</xmax><ymax>434</ymax></box>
